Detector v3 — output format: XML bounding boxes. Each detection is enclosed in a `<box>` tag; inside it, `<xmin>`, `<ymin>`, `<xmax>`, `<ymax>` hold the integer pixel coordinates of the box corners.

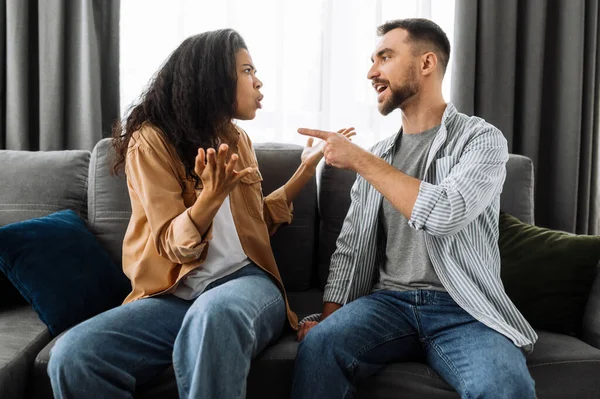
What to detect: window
<box><xmin>120</xmin><ymin>0</ymin><xmax>455</xmax><ymax>147</ymax></box>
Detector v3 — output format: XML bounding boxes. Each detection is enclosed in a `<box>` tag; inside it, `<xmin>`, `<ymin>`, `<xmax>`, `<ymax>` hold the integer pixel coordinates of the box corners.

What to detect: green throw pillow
<box><xmin>499</xmin><ymin>212</ymin><xmax>600</xmax><ymax>335</ymax></box>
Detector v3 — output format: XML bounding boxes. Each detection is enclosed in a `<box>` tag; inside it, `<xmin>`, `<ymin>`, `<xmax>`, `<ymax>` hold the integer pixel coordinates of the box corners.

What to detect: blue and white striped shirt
<box><xmin>320</xmin><ymin>103</ymin><xmax>537</xmax><ymax>352</ymax></box>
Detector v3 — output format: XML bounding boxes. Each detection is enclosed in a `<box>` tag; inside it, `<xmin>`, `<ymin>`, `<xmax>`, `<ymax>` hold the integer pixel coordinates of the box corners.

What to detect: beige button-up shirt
<box><xmin>122</xmin><ymin>123</ymin><xmax>298</xmax><ymax>329</ymax></box>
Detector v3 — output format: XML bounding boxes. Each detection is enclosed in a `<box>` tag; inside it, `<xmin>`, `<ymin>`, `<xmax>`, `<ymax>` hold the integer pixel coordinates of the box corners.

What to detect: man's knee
<box><xmin>296</xmin><ymin>320</ymin><xmax>347</xmax><ymax>367</ymax></box>
<box><xmin>298</xmin><ymin>323</ymin><xmax>327</xmax><ymax>352</ymax></box>
<box><xmin>467</xmin><ymin>367</ymin><xmax>535</xmax><ymax>398</ymax></box>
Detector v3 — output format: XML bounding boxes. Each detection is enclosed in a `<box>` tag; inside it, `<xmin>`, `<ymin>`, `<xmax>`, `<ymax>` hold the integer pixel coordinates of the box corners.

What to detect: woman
<box><xmin>47</xmin><ymin>29</ymin><xmax>354</xmax><ymax>398</ymax></box>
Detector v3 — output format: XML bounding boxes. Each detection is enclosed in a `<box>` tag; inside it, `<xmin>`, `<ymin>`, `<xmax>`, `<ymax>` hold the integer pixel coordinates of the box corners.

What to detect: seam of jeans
<box><xmin>412</xmin><ymin>305</ymin><xmax>425</xmax><ymax>339</ymax></box>
<box><xmin>353</xmin><ymin>329</ymin><xmax>416</xmax><ymax>358</ymax></box>
<box><xmin>173</xmin><ymin>356</ymin><xmax>190</xmax><ymax>398</ymax></box>
<box><xmin>426</xmin><ymin>339</ymin><xmax>472</xmax><ymax>399</ymax></box>
<box><xmin>342</xmin><ymin>359</ymin><xmax>359</xmax><ymax>399</ymax></box>
<box><xmin>252</xmin><ymin>292</ymin><xmax>284</xmax><ymax>326</ymax></box>
<box><xmin>250</xmin><ymin>292</ymin><xmax>284</xmax><ymax>353</ymax></box>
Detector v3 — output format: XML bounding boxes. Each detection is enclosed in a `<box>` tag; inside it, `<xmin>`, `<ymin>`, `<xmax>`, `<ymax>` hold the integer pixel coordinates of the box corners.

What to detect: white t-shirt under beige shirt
<box><xmin>173</xmin><ymin>196</ymin><xmax>250</xmax><ymax>300</ymax></box>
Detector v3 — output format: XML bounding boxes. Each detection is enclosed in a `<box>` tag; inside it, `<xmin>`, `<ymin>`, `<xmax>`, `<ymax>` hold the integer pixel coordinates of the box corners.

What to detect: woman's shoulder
<box><xmin>234</xmin><ymin>124</ymin><xmax>252</xmax><ymax>145</ymax></box>
<box><xmin>232</xmin><ymin>124</ymin><xmax>258</xmax><ymax>162</ymax></box>
<box><xmin>128</xmin><ymin>123</ymin><xmax>179</xmax><ymax>161</ymax></box>
<box><xmin>126</xmin><ymin>123</ymin><xmax>183</xmax><ymax>172</ymax></box>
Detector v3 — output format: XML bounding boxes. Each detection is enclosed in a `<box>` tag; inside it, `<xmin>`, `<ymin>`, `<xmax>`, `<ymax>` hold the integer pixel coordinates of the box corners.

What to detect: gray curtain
<box><xmin>1</xmin><ymin>0</ymin><xmax>120</xmax><ymax>151</ymax></box>
<box><xmin>451</xmin><ymin>0</ymin><xmax>600</xmax><ymax>235</ymax></box>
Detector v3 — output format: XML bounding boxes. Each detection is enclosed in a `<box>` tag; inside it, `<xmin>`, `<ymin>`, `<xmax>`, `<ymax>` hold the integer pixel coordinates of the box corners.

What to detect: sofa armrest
<box><xmin>582</xmin><ymin>261</ymin><xmax>600</xmax><ymax>348</ymax></box>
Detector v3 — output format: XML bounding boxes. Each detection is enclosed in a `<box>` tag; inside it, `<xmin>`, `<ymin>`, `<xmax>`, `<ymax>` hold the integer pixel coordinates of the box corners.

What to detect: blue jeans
<box><xmin>292</xmin><ymin>290</ymin><xmax>535</xmax><ymax>399</ymax></box>
<box><xmin>48</xmin><ymin>263</ymin><xmax>285</xmax><ymax>399</ymax></box>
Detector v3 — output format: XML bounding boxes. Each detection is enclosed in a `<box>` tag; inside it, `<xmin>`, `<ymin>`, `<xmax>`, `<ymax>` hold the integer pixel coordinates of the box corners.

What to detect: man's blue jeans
<box><xmin>48</xmin><ymin>263</ymin><xmax>285</xmax><ymax>399</ymax></box>
<box><xmin>292</xmin><ymin>289</ymin><xmax>535</xmax><ymax>399</ymax></box>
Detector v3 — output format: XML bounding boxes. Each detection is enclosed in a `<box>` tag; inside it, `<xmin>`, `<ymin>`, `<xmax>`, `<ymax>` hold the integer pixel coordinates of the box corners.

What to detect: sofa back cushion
<box><xmin>317</xmin><ymin>153</ymin><xmax>536</xmax><ymax>288</ymax></box>
<box><xmin>87</xmin><ymin>138</ymin><xmax>132</xmax><ymax>266</ymax></box>
<box><xmin>500</xmin><ymin>154</ymin><xmax>535</xmax><ymax>225</ymax></box>
<box><xmin>88</xmin><ymin>139</ymin><xmax>317</xmax><ymax>292</ymax></box>
<box><xmin>316</xmin><ymin>165</ymin><xmax>357</xmax><ymax>289</ymax></box>
<box><xmin>252</xmin><ymin>143</ymin><xmax>317</xmax><ymax>291</ymax></box>
<box><xmin>0</xmin><ymin>149</ymin><xmax>90</xmax><ymax>226</ymax></box>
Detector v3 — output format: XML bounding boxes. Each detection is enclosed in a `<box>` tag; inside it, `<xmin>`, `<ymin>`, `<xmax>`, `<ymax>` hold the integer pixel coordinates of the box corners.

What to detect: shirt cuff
<box><xmin>408</xmin><ymin>181</ymin><xmax>444</xmax><ymax>231</ymax></box>
<box><xmin>171</xmin><ymin>208</ymin><xmax>213</xmax><ymax>261</ymax></box>
<box><xmin>264</xmin><ymin>186</ymin><xmax>293</xmax><ymax>225</ymax></box>
<box><xmin>299</xmin><ymin>313</ymin><xmax>322</xmax><ymax>325</ymax></box>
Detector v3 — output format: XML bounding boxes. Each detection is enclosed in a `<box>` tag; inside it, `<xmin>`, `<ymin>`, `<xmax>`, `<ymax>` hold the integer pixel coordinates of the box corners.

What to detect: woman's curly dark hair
<box><xmin>111</xmin><ymin>29</ymin><xmax>247</xmax><ymax>184</ymax></box>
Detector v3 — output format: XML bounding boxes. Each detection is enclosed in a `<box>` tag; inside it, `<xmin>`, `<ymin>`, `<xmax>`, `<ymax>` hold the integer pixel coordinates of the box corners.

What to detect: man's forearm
<box><xmin>353</xmin><ymin>152</ymin><xmax>421</xmax><ymax>220</ymax></box>
<box><xmin>321</xmin><ymin>302</ymin><xmax>343</xmax><ymax>321</ymax></box>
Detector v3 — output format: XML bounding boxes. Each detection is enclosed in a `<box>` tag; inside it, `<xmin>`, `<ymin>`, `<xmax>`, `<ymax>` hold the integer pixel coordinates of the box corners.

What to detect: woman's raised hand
<box><xmin>195</xmin><ymin>144</ymin><xmax>254</xmax><ymax>200</ymax></box>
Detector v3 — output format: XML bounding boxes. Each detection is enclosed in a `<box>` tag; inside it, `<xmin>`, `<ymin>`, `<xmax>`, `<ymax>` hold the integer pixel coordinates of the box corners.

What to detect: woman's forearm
<box><xmin>282</xmin><ymin>162</ymin><xmax>316</xmax><ymax>205</ymax></box>
<box><xmin>189</xmin><ymin>190</ymin><xmax>226</xmax><ymax>236</ymax></box>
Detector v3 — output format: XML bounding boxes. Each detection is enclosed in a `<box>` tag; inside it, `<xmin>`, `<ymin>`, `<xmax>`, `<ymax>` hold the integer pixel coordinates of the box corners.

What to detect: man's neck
<box><xmin>400</xmin><ymin>95</ymin><xmax>447</xmax><ymax>134</ymax></box>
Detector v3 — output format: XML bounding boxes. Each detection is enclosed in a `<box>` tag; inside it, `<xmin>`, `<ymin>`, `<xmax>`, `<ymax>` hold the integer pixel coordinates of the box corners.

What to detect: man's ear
<box><xmin>421</xmin><ymin>52</ymin><xmax>438</xmax><ymax>76</ymax></box>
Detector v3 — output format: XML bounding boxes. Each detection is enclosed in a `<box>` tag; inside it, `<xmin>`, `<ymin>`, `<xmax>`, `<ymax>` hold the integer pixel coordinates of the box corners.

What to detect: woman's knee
<box><xmin>48</xmin><ymin>327</ymin><xmax>91</xmax><ymax>378</ymax></box>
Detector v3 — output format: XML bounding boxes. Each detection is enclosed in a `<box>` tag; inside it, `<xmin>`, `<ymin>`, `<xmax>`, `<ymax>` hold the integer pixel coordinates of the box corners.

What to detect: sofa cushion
<box><xmin>583</xmin><ymin>261</ymin><xmax>600</xmax><ymax>348</ymax></box>
<box><xmin>316</xmin><ymin>164</ymin><xmax>357</xmax><ymax>289</ymax></box>
<box><xmin>317</xmin><ymin>154</ymin><xmax>537</xmax><ymax>288</ymax></box>
<box><xmin>87</xmin><ymin>138</ymin><xmax>132</xmax><ymax>266</ymax></box>
<box><xmin>0</xmin><ymin>210</ymin><xmax>131</xmax><ymax>337</ymax></box>
<box><xmin>286</xmin><ymin>289</ymin><xmax>323</xmax><ymax>320</ymax></box>
<box><xmin>353</xmin><ymin>331</ymin><xmax>600</xmax><ymax>399</ymax></box>
<box><xmin>253</xmin><ymin>143</ymin><xmax>317</xmax><ymax>292</ymax></box>
<box><xmin>0</xmin><ymin>273</ymin><xmax>26</xmax><ymax>308</ymax></box>
<box><xmin>499</xmin><ymin>212</ymin><xmax>600</xmax><ymax>335</ymax></box>
<box><xmin>0</xmin><ymin>149</ymin><xmax>89</xmax><ymax>226</ymax></box>
<box><xmin>500</xmin><ymin>154</ymin><xmax>535</xmax><ymax>224</ymax></box>
<box><xmin>527</xmin><ymin>331</ymin><xmax>600</xmax><ymax>398</ymax></box>
<box><xmin>0</xmin><ymin>306</ymin><xmax>50</xmax><ymax>399</ymax></box>
<box><xmin>32</xmin><ymin>324</ymin><xmax>600</xmax><ymax>398</ymax></box>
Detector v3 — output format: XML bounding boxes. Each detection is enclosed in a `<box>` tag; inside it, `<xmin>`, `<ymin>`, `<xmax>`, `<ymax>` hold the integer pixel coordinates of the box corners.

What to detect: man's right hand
<box><xmin>296</xmin><ymin>321</ymin><xmax>319</xmax><ymax>342</ymax></box>
<box><xmin>195</xmin><ymin>144</ymin><xmax>255</xmax><ymax>199</ymax></box>
<box><xmin>296</xmin><ymin>302</ymin><xmax>342</xmax><ymax>341</ymax></box>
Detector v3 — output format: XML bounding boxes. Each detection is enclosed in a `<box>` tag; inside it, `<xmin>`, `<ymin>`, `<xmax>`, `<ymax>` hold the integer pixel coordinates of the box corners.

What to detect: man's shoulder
<box><xmin>443</xmin><ymin>112</ymin><xmax>505</xmax><ymax>157</ymax></box>
<box><xmin>448</xmin><ymin>108</ymin><xmax>503</xmax><ymax>139</ymax></box>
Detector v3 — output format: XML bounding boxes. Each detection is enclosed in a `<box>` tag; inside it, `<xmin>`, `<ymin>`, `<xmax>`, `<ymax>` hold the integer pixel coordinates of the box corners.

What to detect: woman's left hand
<box><xmin>301</xmin><ymin>127</ymin><xmax>356</xmax><ymax>168</ymax></box>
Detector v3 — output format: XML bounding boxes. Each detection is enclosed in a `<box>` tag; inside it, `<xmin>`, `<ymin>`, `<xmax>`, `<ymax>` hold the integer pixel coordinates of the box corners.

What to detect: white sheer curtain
<box><xmin>120</xmin><ymin>0</ymin><xmax>455</xmax><ymax>148</ymax></box>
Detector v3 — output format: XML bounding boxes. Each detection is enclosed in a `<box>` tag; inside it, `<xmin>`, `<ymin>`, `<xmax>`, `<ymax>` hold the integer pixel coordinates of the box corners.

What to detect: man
<box><xmin>291</xmin><ymin>19</ymin><xmax>537</xmax><ymax>399</ymax></box>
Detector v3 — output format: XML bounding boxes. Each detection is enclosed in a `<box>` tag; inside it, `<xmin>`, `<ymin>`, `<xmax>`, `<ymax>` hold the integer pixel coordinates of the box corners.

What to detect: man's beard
<box><xmin>378</xmin><ymin>68</ymin><xmax>419</xmax><ymax>116</ymax></box>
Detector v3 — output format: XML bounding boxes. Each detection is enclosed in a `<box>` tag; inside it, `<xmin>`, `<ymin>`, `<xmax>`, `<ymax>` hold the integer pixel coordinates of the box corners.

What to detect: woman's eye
<box><xmin>244</xmin><ymin>68</ymin><xmax>252</xmax><ymax>74</ymax></box>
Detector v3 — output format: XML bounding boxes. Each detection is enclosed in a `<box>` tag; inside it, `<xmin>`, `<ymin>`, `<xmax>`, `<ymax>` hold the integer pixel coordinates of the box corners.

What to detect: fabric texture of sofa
<box><xmin>1</xmin><ymin>138</ymin><xmax>600</xmax><ymax>398</ymax></box>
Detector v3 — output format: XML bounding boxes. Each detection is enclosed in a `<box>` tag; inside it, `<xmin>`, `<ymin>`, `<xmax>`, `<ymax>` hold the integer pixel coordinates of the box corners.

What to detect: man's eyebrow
<box><xmin>370</xmin><ymin>48</ymin><xmax>394</xmax><ymax>63</ymax></box>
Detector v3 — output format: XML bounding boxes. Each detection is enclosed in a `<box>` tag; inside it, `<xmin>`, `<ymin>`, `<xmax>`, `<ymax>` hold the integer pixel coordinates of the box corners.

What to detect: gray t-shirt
<box><xmin>373</xmin><ymin>125</ymin><xmax>446</xmax><ymax>293</ymax></box>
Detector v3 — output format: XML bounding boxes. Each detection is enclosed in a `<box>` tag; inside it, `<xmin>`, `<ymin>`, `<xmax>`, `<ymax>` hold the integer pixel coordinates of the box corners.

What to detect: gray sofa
<box><xmin>1</xmin><ymin>138</ymin><xmax>600</xmax><ymax>399</ymax></box>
